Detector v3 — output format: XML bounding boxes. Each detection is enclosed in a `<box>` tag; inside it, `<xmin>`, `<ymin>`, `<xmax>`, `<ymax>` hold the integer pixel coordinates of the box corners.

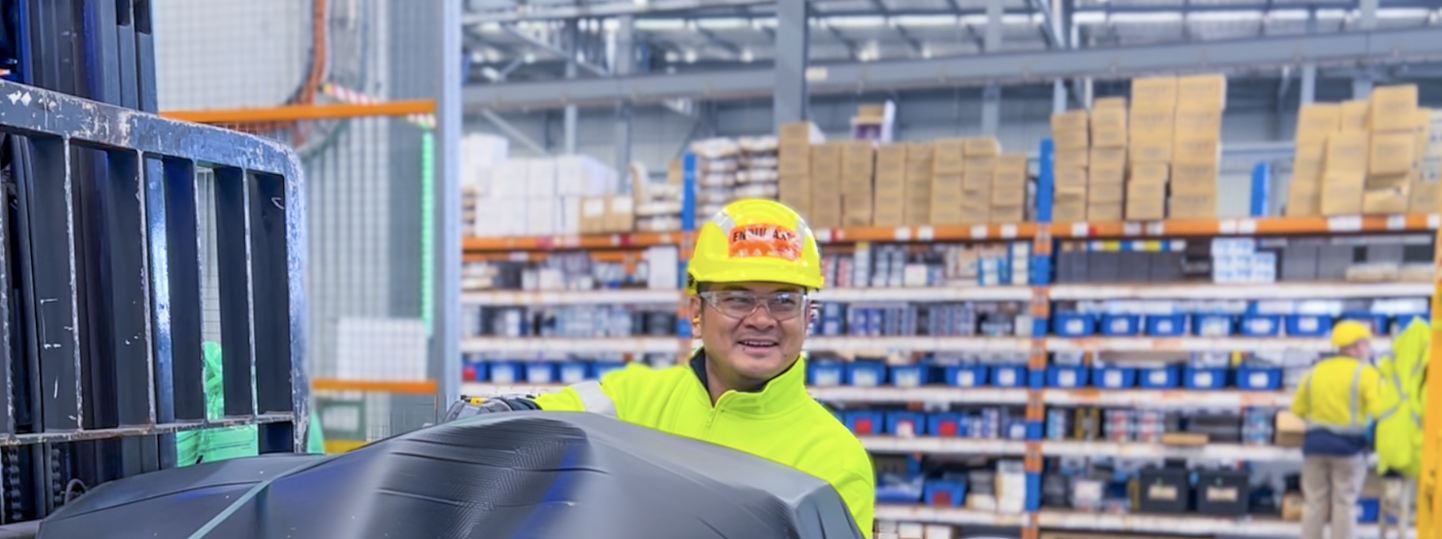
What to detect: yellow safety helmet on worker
<box><xmin>1331</xmin><ymin>320</ymin><xmax>1374</xmax><ymax>351</ymax></box>
<box><xmin>687</xmin><ymin>199</ymin><xmax>825</xmax><ymax>293</ymax></box>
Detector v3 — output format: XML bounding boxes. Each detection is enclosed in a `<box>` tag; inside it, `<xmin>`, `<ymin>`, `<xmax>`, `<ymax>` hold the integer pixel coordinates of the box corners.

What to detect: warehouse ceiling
<box><xmin>461</xmin><ymin>0</ymin><xmax>1442</xmax><ymax>84</ymax></box>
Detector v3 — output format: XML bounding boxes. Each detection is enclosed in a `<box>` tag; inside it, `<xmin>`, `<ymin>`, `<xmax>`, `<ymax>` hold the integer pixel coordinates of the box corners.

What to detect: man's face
<box><xmin>1351</xmin><ymin>340</ymin><xmax>1374</xmax><ymax>362</ymax></box>
<box><xmin>692</xmin><ymin>281</ymin><xmax>811</xmax><ymax>384</ymax></box>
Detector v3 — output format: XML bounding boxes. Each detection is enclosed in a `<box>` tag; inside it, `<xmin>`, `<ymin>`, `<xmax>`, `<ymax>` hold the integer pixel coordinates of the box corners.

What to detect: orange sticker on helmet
<box><xmin>728</xmin><ymin>223</ymin><xmax>803</xmax><ymax>261</ymax></box>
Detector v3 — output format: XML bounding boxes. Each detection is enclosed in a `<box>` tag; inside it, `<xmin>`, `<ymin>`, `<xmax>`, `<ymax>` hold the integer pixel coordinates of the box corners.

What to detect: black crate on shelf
<box><xmin>1280</xmin><ymin>243</ymin><xmax>1319</xmax><ymax>281</ymax></box>
<box><xmin>1149</xmin><ymin>252</ymin><xmax>1186</xmax><ymax>282</ymax></box>
<box><xmin>1138</xmin><ymin>468</ymin><xmax>1191</xmax><ymax>514</ymax></box>
<box><xmin>1090</xmin><ymin>252</ymin><xmax>1122</xmax><ymax>283</ymax></box>
<box><xmin>1196</xmin><ymin>470</ymin><xmax>1251</xmax><ymax>516</ymax></box>
<box><xmin>1118</xmin><ymin>252</ymin><xmax>1152</xmax><ymax>283</ymax></box>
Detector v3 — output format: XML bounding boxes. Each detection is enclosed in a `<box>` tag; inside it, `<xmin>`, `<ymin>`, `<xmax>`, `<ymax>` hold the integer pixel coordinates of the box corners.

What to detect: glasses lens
<box><xmin>706</xmin><ymin>291</ymin><xmax>805</xmax><ymax>321</ymax></box>
<box><xmin>765</xmin><ymin>293</ymin><xmax>804</xmax><ymax>320</ymax></box>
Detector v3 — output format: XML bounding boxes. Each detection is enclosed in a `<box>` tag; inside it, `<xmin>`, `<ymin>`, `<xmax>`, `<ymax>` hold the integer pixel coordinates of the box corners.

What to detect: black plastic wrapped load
<box><xmin>37</xmin><ymin>412</ymin><xmax>864</xmax><ymax>539</ymax></box>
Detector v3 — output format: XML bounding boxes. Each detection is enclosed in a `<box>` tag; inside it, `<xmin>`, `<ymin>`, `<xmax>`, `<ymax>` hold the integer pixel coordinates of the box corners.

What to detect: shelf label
<box><xmin>1146</xmin><ymin>222</ymin><xmax>1166</xmax><ymax>236</ymax></box>
<box><xmin>1430</xmin><ymin>214</ymin><xmax>1441</xmax><ymax>230</ymax></box>
<box><xmin>508</xmin><ymin>251</ymin><xmax>529</xmax><ymax>262</ymax></box>
<box><xmin>1386</xmin><ymin>215</ymin><xmax>1407</xmax><ymax>231</ymax></box>
<box><xmin>1327</xmin><ymin>215</ymin><xmax>1363</xmax><ymax>232</ymax></box>
<box><xmin>893</xmin><ymin>227</ymin><xmax>911</xmax><ymax>241</ymax></box>
<box><xmin>1239</xmin><ymin>219</ymin><xmax>1258</xmax><ymax>234</ymax></box>
<box><xmin>1123</xmin><ymin>222</ymin><xmax>1142</xmax><ymax>236</ymax></box>
<box><xmin>1001</xmin><ymin>224</ymin><xmax>1019</xmax><ymax>239</ymax></box>
<box><xmin>1219</xmin><ymin>220</ymin><xmax>1238</xmax><ymax>234</ymax></box>
<box><xmin>815</xmin><ymin>228</ymin><xmax>834</xmax><ymax>243</ymax></box>
<box><xmin>1070</xmin><ymin>223</ymin><xmax>1089</xmax><ymax>237</ymax></box>
<box><xmin>971</xmin><ymin>225</ymin><xmax>989</xmax><ymax>239</ymax></box>
<box><xmin>918</xmin><ymin>226</ymin><xmax>936</xmax><ymax>241</ymax></box>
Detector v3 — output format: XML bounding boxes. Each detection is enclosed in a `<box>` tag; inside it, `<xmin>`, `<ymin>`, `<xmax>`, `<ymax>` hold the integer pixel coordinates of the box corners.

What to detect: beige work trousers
<box><xmin>1302</xmin><ymin>454</ymin><xmax>1368</xmax><ymax>539</ymax></box>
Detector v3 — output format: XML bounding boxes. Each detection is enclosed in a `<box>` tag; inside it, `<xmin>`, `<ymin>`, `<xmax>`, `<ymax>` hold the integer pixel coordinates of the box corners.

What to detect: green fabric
<box><xmin>176</xmin><ymin>342</ymin><xmax>326</xmax><ymax>467</ymax></box>
<box><xmin>533</xmin><ymin>353</ymin><xmax>876</xmax><ymax>538</ymax></box>
<box><xmin>1376</xmin><ymin>318</ymin><xmax>1430</xmax><ymax>477</ymax></box>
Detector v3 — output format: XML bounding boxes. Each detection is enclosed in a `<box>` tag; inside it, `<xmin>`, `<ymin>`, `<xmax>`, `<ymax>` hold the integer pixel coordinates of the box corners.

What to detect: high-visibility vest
<box><xmin>534</xmin><ymin>352</ymin><xmax>876</xmax><ymax>538</ymax></box>
<box><xmin>1376</xmin><ymin>318</ymin><xmax>1430</xmax><ymax>477</ymax></box>
<box><xmin>1292</xmin><ymin>353</ymin><xmax>1390</xmax><ymax>437</ymax></box>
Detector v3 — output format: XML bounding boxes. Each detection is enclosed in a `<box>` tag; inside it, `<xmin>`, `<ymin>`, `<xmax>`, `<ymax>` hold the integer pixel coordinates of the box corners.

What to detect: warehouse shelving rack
<box><xmin>461</xmin><ymin>146</ymin><xmax>1442</xmax><ymax>538</ymax></box>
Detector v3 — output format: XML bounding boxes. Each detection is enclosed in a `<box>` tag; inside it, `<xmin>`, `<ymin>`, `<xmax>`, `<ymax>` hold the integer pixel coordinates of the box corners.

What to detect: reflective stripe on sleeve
<box><xmin>1349</xmin><ymin>363</ymin><xmax>1363</xmax><ymax>426</ymax></box>
<box><xmin>571</xmin><ymin>381</ymin><xmax>618</xmax><ymax>418</ymax></box>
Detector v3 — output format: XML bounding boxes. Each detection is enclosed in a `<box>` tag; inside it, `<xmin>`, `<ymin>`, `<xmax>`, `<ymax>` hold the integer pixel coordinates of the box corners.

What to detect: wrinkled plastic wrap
<box><xmin>39</xmin><ymin>412</ymin><xmax>863</xmax><ymax>539</ymax></box>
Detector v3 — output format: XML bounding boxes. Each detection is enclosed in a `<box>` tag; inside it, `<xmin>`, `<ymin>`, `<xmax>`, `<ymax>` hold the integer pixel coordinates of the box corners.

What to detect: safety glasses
<box><xmin>698</xmin><ymin>290</ymin><xmax>809</xmax><ymax>321</ymax></box>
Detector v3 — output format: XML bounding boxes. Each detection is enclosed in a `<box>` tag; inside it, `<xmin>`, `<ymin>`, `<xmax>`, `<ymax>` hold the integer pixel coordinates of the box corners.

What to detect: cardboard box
<box><xmin>1282</xmin><ymin>494</ymin><xmax>1305</xmax><ymax>522</ymax></box>
<box><xmin>873</xmin><ymin>190</ymin><xmax>905</xmax><ymax>227</ymax></box>
<box><xmin>1088</xmin><ymin>202</ymin><xmax>1124</xmax><ymax>222</ymax></box>
<box><xmin>1089</xmin><ymin>182</ymin><xmax>1124</xmax><ymax>203</ymax></box>
<box><xmin>810</xmin><ymin>191</ymin><xmax>843</xmax><ymax>228</ymax></box>
<box><xmin>779</xmin><ymin>122</ymin><xmax>824</xmax><ymax>145</ymax></box>
<box><xmin>1171</xmin><ymin>162</ymin><xmax>1219</xmax><ymax>195</ymax></box>
<box><xmin>1169</xmin><ymin>192</ymin><xmax>1217</xmax><ymax>220</ymax></box>
<box><xmin>811</xmin><ymin>143</ymin><xmax>843</xmax><ymax>178</ymax></box>
<box><xmin>1370</xmin><ymin>131</ymin><xmax>1416</xmax><ymax>176</ymax></box>
<box><xmin>1130</xmin><ymin>163</ymin><xmax>1170</xmax><ymax>185</ymax></box>
<box><xmin>1410</xmin><ymin>180</ymin><xmax>1440</xmax><ymax>214</ymax></box>
<box><xmin>606</xmin><ymin>195</ymin><xmax>635</xmax><ymax>232</ymax></box>
<box><xmin>963</xmin><ymin>169</ymin><xmax>993</xmax><ymax>189</ymax></box>
<box><xmin>1371</xmin><ymin>84</ymin><xmax>1419</xmax><ymax>132</ymax></box>
<box><xmin>931</xmin><ymin>188</ymin><xmax>967</xmax><ymax>225</ymax></box>
<box><xmin>932</xmin><ymin>139</ymin><xmax>966</xmax><ymax>175</ymax></box>
<box><xmin>1089</xmin><ymin>165</ymin><xmax>1125</xmax><ymax>186</ymax></box>
<box><xmin>1052</xmin><ymin>111</ymin><xmax>1090</xmax><ymax>150</ymax></box>
<box><xmin>960</xmin><ymin>204</ymin><xmax>991</xmax><ymax>225</ymax></box>
<box><xmin>933</xmin><ymin>173</ymin><xmax>964</xmax><ymax>194</ymax></box>
<box><xmin>965</xmin><ymin>156</ymin><xmax>997</xmax><ymax>172</ymax></box>
<box><xmin>1090</xmin><ymin>107</ymin><xmax>1127</xmax><ymax>148</ymax></box>
<box><xmin>1126</xmin><ymin>196</ymin><xmax>1166</xmax><ymax>221</ymax></box>
<box><xmin>1174</xmin><ymin>136</ymin><xmax>1221</xmax><ymax>166</ymax></box>
<box><xmin>1129</xmin><ymin>137</ymin><xmax>1172</xmax><ymax>164</ymax></box>
<box><xmin>907</xmin><ymin>142</ymin><xmax>935</xmax><ymax>165</ymax></box>
<box><xmin>779</xmin><ymin>152</ymin><xmax>810</xmax><ymax>177</ymax></box>
<box><xmin>1056</xmin><ymin>149</ymin><xmax>1088</xmax><ymax>170</ymax></box>
<box><xmin>1321</xmin><ymin>170</ymin><xmax>1366</xmax><ymax>215</ymax></box>
<box><xmin>1128</xmin><ymin>179</ymin><xmax>1167</xmax><ymax>201</ymax></box>
<box><xmin>1176</xmin><ymin>74</ymin><xmax>1227</xmax><ymax>111</ymax></box>
<box><xmin>1296</xmin><ymin>104</ymin><xmax>1341</xmax><ymax>146</ymax></box>
<box><xmin>1131</xmin><ymin>76</ymin><xmax>1178</xmax><ymax>107</ymax></box>
<box><xmin>1325</xmin><ymin>131</ymin><xmax>1370</xmax><ymax>174</ymax></box>
<box><xmin>1094</xmin><ymin>96</ymin><xmax>1127</xmax><ymax>110</ymax></box>
<box><xmin>994</xmin><ymin>155</ymin><xmax>1027</xmax><ymax>187</ymax></box>
<box><xmin>1340</xmin><ymin>100</ymin><xmax>1370</xmax><ymax>132</ymax></box>
<box><xmin>877</xmin><ymin>144</ymin><xmax>908</xmax><ymax>173</ymax></box>
<box><xmin>1052</xmin><ymin>201</ymin><xmax>1088</xmax><ymax>223</ymax></box>
<box><xmin>842</xmin><ymin>175</ymin><xmax>873</xmax><ymax>199</ymax></box>
<box><xmin>992</xmin><ymin>185</ymin><xmax>1026</xmax><ymax>206</ymax></box>
<box><xmin>1367</xmin><ymin>172</ymin><xmax>1411</xmax><ymax>191</ymax></box>
<box><xmin>1175</xmin><ymin>109</ymin><xmax>1223</xmax><ymax>134</ymax></box>
<box><xmin>964</xmin><ymin>137</ymin><xmax>1001</xmax><ymax>157</ymax></box>
<box><xmin>1055</xmin><ymin>167</ymin><xmax>1088</xmax><ymax>189</ymax></box>
<box><xmin>990</xmin><ymin>205</ymin><xmax>1025</xmax><ymax>223</ymax></box>
<box><xmin>779</xmin><ymin>176</ymin><xmax>812</xmax><ymax>216</ymax></box>
<box><xmin>843</xmin><ymin>194</ymin><xmax>873</xmax><ymax>227</ymax></box>
<box><xmin>1286</xmin><ymin>184</ymin><xmax>1321</xmax><ymax>217</ymax></box>
<box><xmin>1363</xmin><ymin>186</ymin><xmax>1410</xmax><ymax>215</ymax></box>
<box><xmin>841</xmin><ymin>141</ymin><xmax>876</xmax><ymax>173</ymax></box>
<box><xmin>1090</xmin><ymin>147</ymin><xmax>1127</xmax><ymax>170</ymax></box>
<box><xmin>581</xmin><ymin>197</ymin><xmax>608</xmax><ymax>234</ymax></box>
<box><xmin>1129</xmin><ymin>105</ymin><xmax>1174</xmax><ymax>136</ymax></box>
<box><xmin>904</xmin><ymin>199</ymin><xmax>931</xmax><ymax>226</ymax></box>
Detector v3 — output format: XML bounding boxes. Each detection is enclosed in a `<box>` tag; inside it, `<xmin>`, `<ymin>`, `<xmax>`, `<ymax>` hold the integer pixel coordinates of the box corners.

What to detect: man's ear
<box><xmin>689</xmin><ymin>296</ymin><xmax>703</xmax><ymax>328</ymax></box>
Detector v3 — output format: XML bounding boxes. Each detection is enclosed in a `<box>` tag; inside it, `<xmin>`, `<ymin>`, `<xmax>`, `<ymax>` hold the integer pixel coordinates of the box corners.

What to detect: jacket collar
<box><xmin>688</xmin><ymin>348</ymin><xmax>810</xmax><ymax>417</ymax></box>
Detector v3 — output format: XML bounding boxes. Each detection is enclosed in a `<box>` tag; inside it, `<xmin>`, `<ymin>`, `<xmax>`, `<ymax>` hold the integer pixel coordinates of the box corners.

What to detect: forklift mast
<box><xmin>0</xmin><ymin>0</ymin><xmax>311</xmax><ymax>526</ymax></box>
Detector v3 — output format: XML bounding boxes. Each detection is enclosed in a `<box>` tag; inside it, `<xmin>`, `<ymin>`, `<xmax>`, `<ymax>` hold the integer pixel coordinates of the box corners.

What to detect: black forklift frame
<box><xmin>0</xmin><ymin>0</ymin><xmax>311</xmax><ymax>527</ymax></box>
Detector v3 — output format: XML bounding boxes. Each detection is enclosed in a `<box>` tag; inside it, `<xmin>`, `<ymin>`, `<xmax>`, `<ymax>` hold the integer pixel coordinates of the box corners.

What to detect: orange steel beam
<box><xmin>162</xmin><ymin>100</ymin><xmax>437</xmax><ymax>124</ymax></box>
<box><xmin>311</xmin><ymin>378</ymin><xmax>439</xmax><ymax>396</ymax></box>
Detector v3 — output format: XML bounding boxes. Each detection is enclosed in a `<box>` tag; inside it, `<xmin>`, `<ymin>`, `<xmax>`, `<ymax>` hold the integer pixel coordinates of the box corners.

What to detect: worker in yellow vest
<box><xmin>450</xmin><ymin>200</ymin><xmax>876</xmax><ymax>537</ymax></box>
<box><xmin>1292</xmin><ymin>321</ymin><xmax>1392</xmax><ymax>539</ymax></box>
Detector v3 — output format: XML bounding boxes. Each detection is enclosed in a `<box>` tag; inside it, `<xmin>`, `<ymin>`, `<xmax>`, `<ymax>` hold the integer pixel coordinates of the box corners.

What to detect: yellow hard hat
<box><xmin>1332</xmin><ymin>320</ymin><xmax>1375</xmax><ymax>349</ymax></box>
<box><xmin>687</xmin><ymin>199</ymin><xmax>823</xmax><ymax>293</ymax></box>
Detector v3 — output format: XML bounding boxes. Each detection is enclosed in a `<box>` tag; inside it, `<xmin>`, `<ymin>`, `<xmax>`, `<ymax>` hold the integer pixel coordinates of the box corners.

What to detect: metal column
<box><xmin>1300</xmin><ymin>64</ymin><xmax>1317</xmax><ymax>105</ymax></box>
<box><xmin>773</xmin><ymin>0</ymin><xmax>810</xmax><ymax>127</ymax></box>
<box><xmin>982</xmin><ymin>0</ymin><xmax>1003</xmax><ymax>135</ymax></box>
<box><xmin>563</xmin><ymin>21</ymin><xmax>579</xmax><ymax>155</ymax></box>
<box><xmin>439</xmin><ymin>0</ymin><xmax>463</xmax><ymax>407</ymax></box>
<box><xmin>614</xmin><ymin>15</ymin><xmax>635</xmax><ymax>180</ymax></box>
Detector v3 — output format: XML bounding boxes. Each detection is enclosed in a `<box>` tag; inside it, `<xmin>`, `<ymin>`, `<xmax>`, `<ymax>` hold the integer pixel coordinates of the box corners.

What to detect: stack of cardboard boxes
<box><xmin>962</xmin><ymin>137</ymin><xmax>1001</xmax><ymax>224</ymax></box>
<box><xmin>839</xmin><ymin>141</ymin><xmax>876</xmax><ymax>227</ymax></box>
<box><xmin>1417</xmin><ymin>111</ymin><xmax>1442</xmax><ymax>213</ymax></box>
<box><xmin>809</xmin><ymin>142</ymin><xmax>844</xmax><ymax>228</ymax></box>
<box><xmin>905</xmin><ymin>143</ymin><xmax>935</xmax><ymax>225</ymax></box>
<box><xmin>931</xmin><ymin>138</ymin><xmax>967</xmax><ymax>225</ymax></box>
<box><xmin>1089</xmin><ymin>98</ymin><xmax>1127</xmax><ymax>221</ymax></box>
<box><xmin>1169</xmin><ymin>75</ymin><xmax>1225</xmax><ymax>219</ymax></box>
<box><xmin>1288</xmin><ymin>85</ymin><xmax>1436</xmax><ymax>216</ymax></box>
<box><xmin>1050</xmin><ymin>110</ymin><xmax>1089</xmax><ymax>222</ymax></box>
<box><xmin>874</xmin><ymin>145</ymin><xmax>908</xmax><ymax>226</ymax></box>
<box><xmin>1125</xmin><ymin>77</ymin><xmax>1174</xmax><ymax>220</ymax></box>
<box><xmin>779</xmin><ymin>122</ymin><xmax>825</xmax><ymax>218</ymax></box>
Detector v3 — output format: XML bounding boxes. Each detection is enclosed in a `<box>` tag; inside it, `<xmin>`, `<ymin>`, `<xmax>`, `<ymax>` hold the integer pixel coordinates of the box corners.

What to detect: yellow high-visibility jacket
<box><xmin>1376</xmin><ymin>318</ymin><xmax>1429</xmax><ymax>476</ymax></box>
<box><xmin>1292</xmin><ymin>353</ymin><xmax>1392</xmax><ymax>455</ymax></box>
<box><xmin>534</xmin><ymin>352</ymin><xmax>876</xmax><ymax>538</ymax></box>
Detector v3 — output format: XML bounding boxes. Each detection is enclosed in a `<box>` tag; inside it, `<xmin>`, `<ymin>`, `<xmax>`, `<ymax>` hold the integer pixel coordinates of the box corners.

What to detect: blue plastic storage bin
<box><xmin>558</xmin><ymin>362</ymin><xmax>592</xmax><ymax>384</ymax></box>
<box><xmin>1139</xmin><ymin>365</ymin><xmax>1181</xmax><ymax>389</ymax></box>
<box><xmin>848</xmin><ymin>361</ymin><xmax>888</xmax><ymax>387</ymax></box>
<box><xmin>1054</xmin><ymin>313</ymin><xmax>1096</xmax><ymax>337</ymax></box>
<box><xmin>1047</xmin><ymin>365</ymin><xmax>1090</xmax><ymax>388</ymax></box>
<box><xmin>1100</xmin><ymin>314</ymin><xmax>1142</xmax><ymax>336</ymax></box>
<box><xmin>1184</xmin><ymin>367</ymin><xmax>1230</xmax><ymax>390</ymax></box>
<box><xmin>1357</xmin><ymin>499</ymin><xmax>1380</xmax><ymax>524</ymax></box>
<box><xmin>594</xmin><ymin>361</ymin><xmax>627</xmax><ymax>380</ymax></box>
<box><xmin>991</xmin><ymin>365</ymin><xmax>1028</xmax><ymax>388</ymax></box>
<box><xmin>1093</xmin><ymin>366</ymin><xmax>1137</xmax><ymax>389</ymax></box>
<box><xmin>891</xmin><ymin>364</ymin><xmax>930</xmax><ymax>388</ymax></box>
<box><xmin>463</xmin><ymin>360</ymin><xmax>487</xmax><ymax>382</ymax></box>
<box><xmin>1236</xmin><ymin>367</ymin><xmax>1283</xmax><ymax>391</ymax></box>
<box><xmin>526</xmin><ymin>362</ymin><xmax>558</xmax><ymax>384</ymax></box>
<box><xmin>1146</xmin><ymin>314</ymin><xmax>1188</xmax><ymax>337</ymax></box>
<box><xmin>1239</xmin><ymin>315</ymin><xmax>1283</xmax><ymax>337</ymax></box>
<box><xmin>946</xmin><ymin>365</ymin><xmax>988</xmax><ymax>388</ymax></box>
<box><xmin>887</xmin><ymin>411</ymin><xmax>928</xmax><ymax>437</ymax></box>
<box><xmin>924</xmin><ymin>481</ymin><xmax>969</xmax><ymax>507</ymax></box>
<box><xmin>808</xmin><ymin>361</ymin><xmax>847</xmax><ymax>386</ymax></box>
<box><xmin>844</xmin><ymin>410</ymin><xmax>886</xmax><ymax>436</ymax></box>
<box><xmin>1193</xmin><ymin>314</ymin><xmax>1236</xmax><ymax>337</ymax></box>
<box><xmin>1286</xmin><ymin>315</ymin><xmax>1331</xmax><ymax>337</ymax></box>
<box><xmin>928</xmin><ymin>412</ymin><xmax>965</xmax><ymax>438</ymax></box>
<box><xmin>876</xmin><ymin>474</ymin><xmax>925</xmax><ymax>504</ymax></box>
<box><xmin>488</xmin><ymin>361</ymin><xmax>526</xmax><ymax>384</ymax></box>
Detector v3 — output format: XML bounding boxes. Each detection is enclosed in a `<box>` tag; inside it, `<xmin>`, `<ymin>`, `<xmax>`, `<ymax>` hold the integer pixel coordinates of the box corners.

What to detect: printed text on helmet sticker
<box><xmin>728</xmin><ymin>223</ymin><xmax>803</xmax><ymax>261</ymax></box>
